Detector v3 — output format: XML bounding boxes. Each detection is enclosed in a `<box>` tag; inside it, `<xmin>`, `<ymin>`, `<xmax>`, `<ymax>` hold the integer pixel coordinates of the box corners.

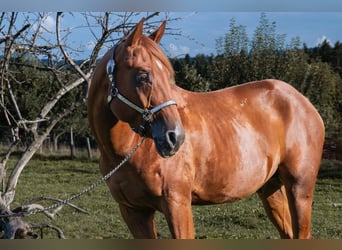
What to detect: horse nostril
<box><xmin>166</xmin><ymin>130</ymin><xmax>177</xmax><ymax>148</ymax></box>
<box><xmin>152</xmin><ymin>122</ymin><xmax>185</xmax><ymax>157</ymax></box>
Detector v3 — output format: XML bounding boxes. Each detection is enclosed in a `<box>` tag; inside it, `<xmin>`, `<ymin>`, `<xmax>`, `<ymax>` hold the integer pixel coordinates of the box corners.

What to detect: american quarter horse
<box><xmin>88</xmin><ymin>18</ymin><xmax>325</xmax><ymax>239</ymax></box>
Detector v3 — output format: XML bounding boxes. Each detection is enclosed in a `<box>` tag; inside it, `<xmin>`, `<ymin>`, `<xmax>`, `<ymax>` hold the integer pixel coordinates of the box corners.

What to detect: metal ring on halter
<box><xmin>110</xmin><ymin>84</ymin><xmax>119</xmax><ymax>97</ymax></box>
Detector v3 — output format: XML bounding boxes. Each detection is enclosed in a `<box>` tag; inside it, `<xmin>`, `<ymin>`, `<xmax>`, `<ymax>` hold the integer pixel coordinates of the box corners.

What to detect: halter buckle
<box><xmin>142</xmin><ymin>110</ymin><xmax>153</xmax><ymax>122</ymax></box>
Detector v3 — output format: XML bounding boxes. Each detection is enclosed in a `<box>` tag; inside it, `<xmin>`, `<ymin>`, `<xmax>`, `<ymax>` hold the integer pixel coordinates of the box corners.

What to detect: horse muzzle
<box><xmin>151</xmin><ymin>120</ymin><xmax>185</xmax><ymax>158</ymax></box>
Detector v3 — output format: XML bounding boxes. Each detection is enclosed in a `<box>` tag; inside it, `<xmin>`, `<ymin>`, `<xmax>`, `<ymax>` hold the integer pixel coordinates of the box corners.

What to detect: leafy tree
<box><xmin>332</xmin><ymin>41</ymin><xmax>342</xmax><ymax>76</ymax></box>
<box><xmin>299</xmin><ymin>61</ymin><xmax>342</xmax><ymax>131</ymax></box>
<box><xmin>171</xmin><ymin>55</ymin><xmax>210</xmax><ymax>92</ymax></box>
<box><xmin>216</xmin><ymin>18</ymin><xmax>249</xmax><ymax>57</ymax></box>
<box><xmin>307</xmin><ymin>40</ymin><xmax>342</xmax><ymax>78</ymax></box>
<box><xmin>249</xmin><ymin>13</ymin><xmax>286</xmax><ymax>80</ymax></box>
<box><xmin>213</xmin><ymin>18</ymin><xmax>250</xmax><ymax>87</ymax></box>
<box><xmin>205</xmin><ymin>55</ymin><xmax>228</xmax><ymax>89</ymax></box>
<box><xmin>278</xmin><ymin>43</ymin><xmax>309</xmax><ymax>87</ymax></box>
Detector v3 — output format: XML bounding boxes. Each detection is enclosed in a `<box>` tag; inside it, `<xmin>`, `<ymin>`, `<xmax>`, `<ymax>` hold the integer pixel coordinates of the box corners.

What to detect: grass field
<box><xmin>7</xmin><ymin>154</ymin><xmax>342</xmax><ymax>239</ymax></box>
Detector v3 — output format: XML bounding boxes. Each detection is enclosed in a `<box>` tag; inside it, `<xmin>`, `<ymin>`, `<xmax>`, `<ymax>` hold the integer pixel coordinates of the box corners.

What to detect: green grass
<box><xmin>7</xmin><ymin>156</ymin><xmax>342</xmax><ymax>239</ymax></box>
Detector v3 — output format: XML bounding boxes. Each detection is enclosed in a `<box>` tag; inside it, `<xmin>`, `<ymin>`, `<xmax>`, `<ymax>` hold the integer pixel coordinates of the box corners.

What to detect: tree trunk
<box><xmin>0</xmin><ymin>198</ymin><xmax>36</xmax><ymax>239</ymax></box>
<box><xmin>53</xmin><ymin>132</ymin><xmax>65</xmax><ymax>152</ymax></box>
<box><xmin>4</xmin><ymin>131</ymin><xmax>48</xmax><ymax>205</ymax></box>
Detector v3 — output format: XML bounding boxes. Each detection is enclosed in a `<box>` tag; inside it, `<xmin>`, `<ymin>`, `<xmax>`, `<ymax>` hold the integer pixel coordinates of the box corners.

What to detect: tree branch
<box><xmin>56</xmin><ymin>12</ymin><xmax>90</xmax><ymax>84</ymax></box>
<box><xmin>13</xmin><ymin>196</ymin><xmax>90</xmax><ymax>219</ymax></box>
<box><xmin>30</xmin><ymin>222</ymin><xmax>65</xmax><ymax>239</ymax></box>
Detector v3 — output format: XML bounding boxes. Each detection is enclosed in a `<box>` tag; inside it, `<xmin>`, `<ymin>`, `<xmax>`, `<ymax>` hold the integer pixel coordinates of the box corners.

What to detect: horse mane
<box><xmin>139</xmin><ymin>35</ymin><xmax>175</xmax><ymax>83</ymax></box>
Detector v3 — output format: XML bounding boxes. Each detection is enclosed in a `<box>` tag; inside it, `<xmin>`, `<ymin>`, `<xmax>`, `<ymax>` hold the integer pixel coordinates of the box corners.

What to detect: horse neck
<box><xmin>171</xmin><ymin>84</ymin><xmax>199</xmax><ymax>111</ymax></box>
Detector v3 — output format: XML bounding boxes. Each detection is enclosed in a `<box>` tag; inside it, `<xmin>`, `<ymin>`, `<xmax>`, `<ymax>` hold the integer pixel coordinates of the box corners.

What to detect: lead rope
<box><xmin>2</xmin><ymin>136</ymin><xmax>145</xmax><ymax>218</ymax></box>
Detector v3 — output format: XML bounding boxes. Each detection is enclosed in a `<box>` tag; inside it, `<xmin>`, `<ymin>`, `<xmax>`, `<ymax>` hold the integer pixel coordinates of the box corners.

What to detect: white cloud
<box><xmin>42</xmin><ymin>15</ymin><xmax>55</xmax><ymax>32</ymax></box>
<box><xmin>179</xmin><ymin>45</ymin><xmax>190</xmax><ymax>54</ymax></box>
<box><xmin>316</xmin><ymin>35</ymin><xmax>332</xmax><ymax>46</ymax></box>
<box><xmin>168</xmin><ymin>43</ymin><xmax>190</xmax><ymax>57</ymax></box>
<box><xmin>33</xmin><ymin>14</ymin><xmax>55</xmax><ymax>33</ymax></box>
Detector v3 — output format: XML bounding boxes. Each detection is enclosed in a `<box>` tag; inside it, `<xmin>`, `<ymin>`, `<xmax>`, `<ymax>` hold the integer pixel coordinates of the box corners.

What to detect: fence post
<box><xmin>70</xmin><ymin>127</ymin><xmax>75</xmax><ymax>160</ymax></box>
<box><xmin>86</xmin><ymin>137</ymin><xmax>92</xmax><ymax>161</ymax></box>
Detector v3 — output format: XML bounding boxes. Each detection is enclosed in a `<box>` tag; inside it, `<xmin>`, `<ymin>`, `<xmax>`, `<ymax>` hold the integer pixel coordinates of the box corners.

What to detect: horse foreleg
<box><xmin>161</xmin><ymin>198</ymin><xmax>195</xmax><ymax>239</ymax></box>
<box><xmin>119</xmin><ymin>204</ymin><xmax>158</xmax><ymax>239</ymax></box>
<box><xmin>257</xmin><ymin>175</ymin><xmax>293</xmax><ymax>239</ymax></box>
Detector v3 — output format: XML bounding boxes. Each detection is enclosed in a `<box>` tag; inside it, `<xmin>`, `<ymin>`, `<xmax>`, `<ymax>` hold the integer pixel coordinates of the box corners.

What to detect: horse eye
<box><xmin>136</xmin><ymin>72</ymin><xmax>149</xmax><ymax>83</ymax></box>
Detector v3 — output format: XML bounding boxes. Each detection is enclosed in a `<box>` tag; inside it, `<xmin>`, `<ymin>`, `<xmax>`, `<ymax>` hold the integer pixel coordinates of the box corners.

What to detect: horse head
<box><xmin>107</xmin><ymin>18</ymin><xmax>185</xmax><ymax>158</ymax></box>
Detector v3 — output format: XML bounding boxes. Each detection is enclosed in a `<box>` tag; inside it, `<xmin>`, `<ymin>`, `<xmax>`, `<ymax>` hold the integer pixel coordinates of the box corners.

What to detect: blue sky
<box><xmin>12</xmin><ymin>12</ymin><xmax>342</xmax><ymax>59</ymax></box>
<box><xmin>162</xmin><ymin>12</ymin><xmax>342</xmax><ymax>57</ymax></box>
<box><xmin>3</xmin><ymin>0</ymin><xmax>341</xmax><ymax>58</ymax></box>
<box><xmin>64</xmin><ymin>12</ymin><xmax>342</xmax><ymax>59</ymax></box>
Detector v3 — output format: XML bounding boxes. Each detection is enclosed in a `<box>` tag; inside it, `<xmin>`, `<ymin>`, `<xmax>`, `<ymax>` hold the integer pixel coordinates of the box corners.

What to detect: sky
<box><xmin>162</xmin><ymin>12</ymin><xmax>342</xmax><ymax>57</ymax></box>
<box><xmin>4</xmin><ymin>12</ymin><xmax>342</xmax><ymax>60</ymax></box>
<box><xmin>54</xmin><ymin>12</ymin><xmax>342</xmax><ymax>59</ymax></box>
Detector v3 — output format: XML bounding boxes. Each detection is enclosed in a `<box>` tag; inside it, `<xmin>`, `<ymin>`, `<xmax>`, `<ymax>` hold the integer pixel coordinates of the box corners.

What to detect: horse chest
<box><xmin>108</xmin><ymin>164</ymin><xmax>164</xmax><ymax>207</ymax></box>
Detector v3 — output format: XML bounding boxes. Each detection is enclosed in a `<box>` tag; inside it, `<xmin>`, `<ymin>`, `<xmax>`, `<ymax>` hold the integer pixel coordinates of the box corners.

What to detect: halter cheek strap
<box><xmin>106</xmin><ymin>46</ymin><xmax>177</xmax><ymax>135</ymax></box>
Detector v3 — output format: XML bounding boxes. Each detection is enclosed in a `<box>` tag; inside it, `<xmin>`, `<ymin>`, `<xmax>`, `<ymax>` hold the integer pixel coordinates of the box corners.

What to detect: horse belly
<box><xmin>191</xmin><ymin>129</ymin><xmax>280</xmax><ymax>204</ymax></box>
<box><xmin>192</xmin><ymin>160</ymin><xmax>272</xmax><ymax>204</ymax></box>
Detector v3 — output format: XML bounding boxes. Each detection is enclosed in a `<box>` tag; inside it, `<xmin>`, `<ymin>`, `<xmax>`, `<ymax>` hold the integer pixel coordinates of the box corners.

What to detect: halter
<box><xmin>106</xmin><ymin>45</ymin><xmax>177</xmax><ymax>136</ymax></box>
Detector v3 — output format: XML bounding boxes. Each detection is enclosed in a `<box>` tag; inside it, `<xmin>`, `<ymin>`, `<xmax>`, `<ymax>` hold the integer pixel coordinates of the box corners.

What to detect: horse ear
<box><xmin>149</xmin><ymin>21</ymin><xmax>166</xmax><ymax>44</ymax></box>
<box><xmin>127</xmin><ymin>18</ymin><xmax>145</xmax><ymax>46</ymax></box>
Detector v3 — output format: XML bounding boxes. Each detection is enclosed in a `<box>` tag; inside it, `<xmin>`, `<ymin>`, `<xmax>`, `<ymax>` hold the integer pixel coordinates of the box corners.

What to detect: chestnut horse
<box><xmin>88</xmin><ymin>19</ymin><xmax>325</xmax><ymax>239</ymax></box>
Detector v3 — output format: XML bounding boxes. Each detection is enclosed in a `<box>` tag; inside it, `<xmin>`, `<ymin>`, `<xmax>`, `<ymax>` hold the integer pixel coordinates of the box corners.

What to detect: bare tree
<box><xmin>0</xmin><ymin>11</ymin><xmax>173</xmax><ymax>238</ymax></box>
